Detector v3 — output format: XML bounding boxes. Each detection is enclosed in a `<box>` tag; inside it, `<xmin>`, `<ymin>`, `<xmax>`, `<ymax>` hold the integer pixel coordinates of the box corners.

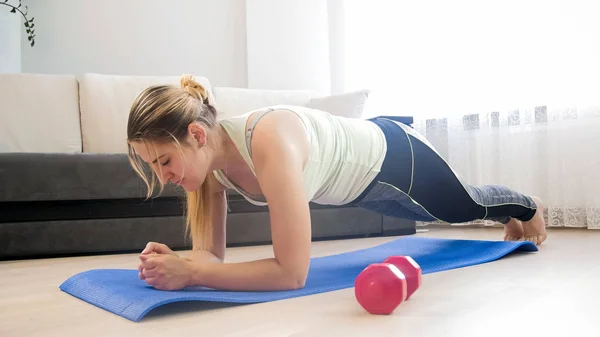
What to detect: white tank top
<box><xmin>213</xmin><ymin>105</ymin><xmax>387</xmax><ymax>206</ymax></box>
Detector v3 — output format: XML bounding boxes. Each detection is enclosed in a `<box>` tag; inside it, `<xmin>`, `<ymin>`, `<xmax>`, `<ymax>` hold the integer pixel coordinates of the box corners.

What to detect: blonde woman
<box><xmin>128</xmin><ymin>75</ymin><xmax>547</xmax><ymax>291</ymax></box>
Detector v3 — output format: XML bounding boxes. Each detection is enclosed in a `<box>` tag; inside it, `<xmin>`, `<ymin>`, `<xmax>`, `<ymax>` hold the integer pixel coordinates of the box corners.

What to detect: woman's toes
<box><xmin>524</xmin><ymin>234</ymin><xmax>547</xmax><ymax>246</ymax></box>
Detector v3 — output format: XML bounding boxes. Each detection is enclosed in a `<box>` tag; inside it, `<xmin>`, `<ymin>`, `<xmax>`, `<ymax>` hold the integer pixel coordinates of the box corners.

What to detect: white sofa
<box><xmin>0</xmin><ymin>73</ymin><xmax>414</xmax><ymax>259</ymax></box>
<box><xmin>0</xmin><ymin>73</ymin><xmax>374</xmax><ymax>154</ymax></box>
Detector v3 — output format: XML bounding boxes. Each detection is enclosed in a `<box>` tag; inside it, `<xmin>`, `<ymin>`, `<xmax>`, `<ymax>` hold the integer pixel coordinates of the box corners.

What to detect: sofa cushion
<box><xmin>307</xmin><ymin>89</ymin><xmax>370</xmax><ymax>118</ymax></box>
<box><xmin>0</xmin><ymin>74</ymin><xmax>82</xmax><ymax>153</ymax></box>
<box><xmin>0</xmin><ymin>153</ymin><xmax>183</xmax><ymax>202</ymax></box>
<box><xmin>212</xmin><ymin>87</ymin><xmax>320</xmax><ymax>119</ymax></box>
<box><xmin>79</xmin><ymin>73</ymin><xmax>213</xmax><ymax>154</ymax></box>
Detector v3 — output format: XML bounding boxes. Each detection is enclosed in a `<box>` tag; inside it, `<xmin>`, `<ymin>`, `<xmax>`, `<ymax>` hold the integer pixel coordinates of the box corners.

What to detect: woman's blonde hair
<box><xmin>126</xmin><ymin>74</ymin><xmax>217</xmax><ymax>251</ymax></box>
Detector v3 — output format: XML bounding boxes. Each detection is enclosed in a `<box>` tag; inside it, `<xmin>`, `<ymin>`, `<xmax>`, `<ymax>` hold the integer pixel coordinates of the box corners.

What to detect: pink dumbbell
<box><xmin>354</xmin><ymin>256</ymin><xmax>422</xmax><ymax>315</ymax></box>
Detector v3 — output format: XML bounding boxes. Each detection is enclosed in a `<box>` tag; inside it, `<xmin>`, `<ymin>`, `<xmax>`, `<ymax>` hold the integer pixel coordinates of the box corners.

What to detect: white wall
<box><xmin>0</xmin><ymin>5</ymin><xmax>22</xmax><ymax>73</ymax></box>
<box><xmin>16</xmin><ymin>0</ymin><xmax>342</xmax><ymax>92</ymax></box>
<box><xmin>327</xmin><ymin>0</ymin><xmax>345</xmax><ymax>95</ymax></box>
<box><xmin>246</xmin><ymin>0</ymin><xmax>331</xmax><ymax>94</ymax></box>
<box><xmin>20</xmin><ymin>0</ymin><xmax>248</xmax><ymax>87</ymax></box>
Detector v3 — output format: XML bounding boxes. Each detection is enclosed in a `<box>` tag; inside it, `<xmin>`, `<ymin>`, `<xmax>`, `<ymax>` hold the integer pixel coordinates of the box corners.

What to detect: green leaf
<box><xmin>30</xmin><ymin>17</ymin><xmax>34</xmax><ymax>22</ymax></box>
<box><xmin>31</xmin><ymin>41</ymin><xmax>35</xmax><ymax>47</ymax></box>
<box><xmin>28</xmin><ymin>36</ymin><xmax>31</xmax><ymax>41</ymax></box>
<box><xmin>24</xmin><ymin>22</ymin><xmax>29</xmax><ymax>27</ymax></box>
<box><xmin>10</xmin><ymin>7</ymin><xmax>16</xmax><ymax>13</ymax></box>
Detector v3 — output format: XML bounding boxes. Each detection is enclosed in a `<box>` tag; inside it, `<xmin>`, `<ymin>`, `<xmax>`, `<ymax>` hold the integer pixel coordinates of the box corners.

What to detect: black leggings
<box><xmin>353</xmin><ymin>117</ymin><xmax>537</xmax><ymax>224</ymax></box>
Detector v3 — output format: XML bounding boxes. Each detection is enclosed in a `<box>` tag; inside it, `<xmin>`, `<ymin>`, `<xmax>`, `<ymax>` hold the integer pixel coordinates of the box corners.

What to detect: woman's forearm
<box><xmin>185</xmin><ymin>249</ymin><xmax>223</xmax><ymax>264</ymax></box>
<box><xmin>187</xmin><ymin>258</ymin><xmax>307</xmax><ymax>291</ymax></box>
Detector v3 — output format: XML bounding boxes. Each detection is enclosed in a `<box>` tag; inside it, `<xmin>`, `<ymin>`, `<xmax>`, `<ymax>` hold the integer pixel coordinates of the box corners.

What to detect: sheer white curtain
<box><xmin>341</xmin><ymin>0</ymin><xmax>600</xmax><ymax>228</ymax></box>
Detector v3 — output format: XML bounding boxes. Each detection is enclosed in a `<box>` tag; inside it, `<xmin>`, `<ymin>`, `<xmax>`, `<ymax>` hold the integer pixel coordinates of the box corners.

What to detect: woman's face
<box><xmin>130</xmin><ymin>125</ymin><xmax>210</xmax><ymax>192</ymax></box>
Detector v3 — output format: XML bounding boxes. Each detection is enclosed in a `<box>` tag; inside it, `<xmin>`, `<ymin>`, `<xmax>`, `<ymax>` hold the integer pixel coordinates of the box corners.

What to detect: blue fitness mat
<box><xmin>60</xmin><ymin>236</ymin><xmax>537</xmax><ymax>322</ymax></box>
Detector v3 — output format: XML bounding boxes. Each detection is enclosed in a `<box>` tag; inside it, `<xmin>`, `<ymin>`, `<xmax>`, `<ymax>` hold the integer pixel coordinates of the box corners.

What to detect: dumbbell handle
<box><xmin>383</xmin><ymin>256</ymin><xmax>422</xmax><ymax>300</ymax></box>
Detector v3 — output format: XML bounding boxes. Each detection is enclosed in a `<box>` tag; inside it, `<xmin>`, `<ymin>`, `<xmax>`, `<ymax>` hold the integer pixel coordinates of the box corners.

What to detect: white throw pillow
<box><xmin>307</xmin><ymin>89</ymin><xmax>370</xmax><ymax>118</ymax></box>
<box><xmin>0</xmin><ymin>73</ymin><xmax>82</xmax><ymax>153</ymax></box>
<box><xmin>213</xmin><ymin>87</ymin><xmax>320</xmax><ymax>120</ymax></box>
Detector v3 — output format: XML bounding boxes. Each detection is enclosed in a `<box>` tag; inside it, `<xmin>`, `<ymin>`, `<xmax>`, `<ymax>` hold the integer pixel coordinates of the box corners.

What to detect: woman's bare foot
<box><xmin>503</xmin><ymin>218</ymin><xmax>524</xmax><ymax>241</ymax></box>
<box><xmin>522</xmin><ymin>196</ymin><xmax>547</xmax><ymax>245</ymax></box>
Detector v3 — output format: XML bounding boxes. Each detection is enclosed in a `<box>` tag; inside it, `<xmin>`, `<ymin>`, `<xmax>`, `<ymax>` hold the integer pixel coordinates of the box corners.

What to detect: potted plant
<box><xmin>1</xmin><ymin>0</ymin><xmax>35</xmax><ymax>47</ymax></box>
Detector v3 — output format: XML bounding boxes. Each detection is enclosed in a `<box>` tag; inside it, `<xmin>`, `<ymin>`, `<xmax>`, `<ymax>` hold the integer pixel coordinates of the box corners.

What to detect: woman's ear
<box><xmin>187</xmin><ymin>122</ymin><xmax>207</xmax><ymax>148</ymax></box>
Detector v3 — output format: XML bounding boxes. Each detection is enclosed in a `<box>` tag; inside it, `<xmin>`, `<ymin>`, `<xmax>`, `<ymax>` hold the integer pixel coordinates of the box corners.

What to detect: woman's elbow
<box><xmin>292</xmin><ymin>275</ymin><xmax>307</xmax><ymax>290</ymax></box>
<box><xmin>285</xmin><ymin>270</ymin><xmax>308</xmax><ymax>290</ymax></box>
<box><xmin>277</xmin><ymin>258</ymin><xmax>309</xmax><ymax>290</ymax></box>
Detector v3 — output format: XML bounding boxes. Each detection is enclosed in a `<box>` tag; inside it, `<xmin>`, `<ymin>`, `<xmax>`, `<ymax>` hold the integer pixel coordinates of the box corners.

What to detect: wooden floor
<box><xmin>2</xmin><ymin>227</ymin><xmax>600</xmax><ymax>337</ymax></box>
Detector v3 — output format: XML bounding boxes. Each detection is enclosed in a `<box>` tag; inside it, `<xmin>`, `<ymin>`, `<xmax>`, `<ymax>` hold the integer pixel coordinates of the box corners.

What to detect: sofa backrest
<box><xmin>78</xmin><ymin>73</ymin><xmax>214</xmax><ymax>154</ymax></box>
<box><xmin>0</xmin><ymin>74</ymin><xmax>82</xmax><ymax>153</ymax></box>
<box><xmin>1</xmin><ymin>73</ymin><xmax>367</xmax><ymax>155</ymax></box>
<box><xmin>213</xmin><ymin>87</ymin><xmax>320</xmax><ymax>120</ymax></box>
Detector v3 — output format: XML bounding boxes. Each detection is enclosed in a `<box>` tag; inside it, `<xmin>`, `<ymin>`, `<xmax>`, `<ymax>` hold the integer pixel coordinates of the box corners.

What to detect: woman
<box><xmin>128</xmin><ymin>75</ymin><xmax>547</xmax><ymax>292</ymax></box>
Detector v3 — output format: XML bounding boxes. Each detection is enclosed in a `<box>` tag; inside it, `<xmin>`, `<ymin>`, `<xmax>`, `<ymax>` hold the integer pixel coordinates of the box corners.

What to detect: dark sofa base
<box><xmin>0</xmin><ymin>151</ymin><xmax>416</xmax><ymax>260</ymax></box>
<box><xmin>0</xmin><ymin>205</ymin><xmax>415</xmax><ymax>260</ymax></box>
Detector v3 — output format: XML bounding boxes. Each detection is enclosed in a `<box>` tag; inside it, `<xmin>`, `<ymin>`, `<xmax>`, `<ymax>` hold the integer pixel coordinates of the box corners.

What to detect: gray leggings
<box><xmin>352</xmin><ymin>117</ymin><xmax>537</xmax><ymax>224</ymax></box>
